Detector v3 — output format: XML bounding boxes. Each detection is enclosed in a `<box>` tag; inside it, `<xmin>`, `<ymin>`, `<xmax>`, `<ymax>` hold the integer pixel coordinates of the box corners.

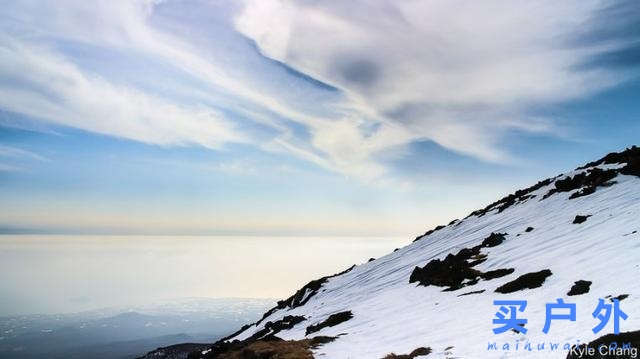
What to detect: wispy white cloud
<box><xmin>0</xmin><ymin>163</ymin><xmax>22</xmax><ymax>172</ymax></box>
<box><xmin>235</xmin><ymin>0</ymin><xmax>629</xmax><ymax>165</ymax></box>
<box><xmin>0</xmin><ymin>36</ymin><xmax>245</xmax><ymax>149</ymax></box>
<box><xmin>0</xmin><ymin>0</ymin><xmax>633</xmax><ymax>182</ymax></box>
<box><xmin>0</xmin><ymin>144</ymin><xmax>46</xmax><ymax>172</ymax></box>
<box><xmin>0</xmin><ymin>144</ymin><xmax>47</xmax><ymax>162</ymax></box>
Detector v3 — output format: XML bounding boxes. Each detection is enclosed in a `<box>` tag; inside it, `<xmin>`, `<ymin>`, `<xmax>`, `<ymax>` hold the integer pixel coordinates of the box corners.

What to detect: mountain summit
<box><xmin>145</xmin><ymin>146</ymin><xmax>640</xmax><ymax>359</ymax></box>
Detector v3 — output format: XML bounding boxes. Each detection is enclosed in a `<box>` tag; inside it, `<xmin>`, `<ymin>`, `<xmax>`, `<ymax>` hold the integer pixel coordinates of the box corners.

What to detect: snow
<box><xmin>227</xmin><ymin>167</ymin><xmax>640</xmax><ymax>358</ymax></box>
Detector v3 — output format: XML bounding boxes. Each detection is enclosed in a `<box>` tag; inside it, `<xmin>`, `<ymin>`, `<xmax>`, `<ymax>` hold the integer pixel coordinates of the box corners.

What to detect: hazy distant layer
<box><xmin>0</xmin><ymin>297</ymin><xmax>275</xmax><ymax>359</ymax></box>
<box><xmin>0</xmin><ymin>235</ymin><xmax>405</xmax><ymax>315</ymax></box>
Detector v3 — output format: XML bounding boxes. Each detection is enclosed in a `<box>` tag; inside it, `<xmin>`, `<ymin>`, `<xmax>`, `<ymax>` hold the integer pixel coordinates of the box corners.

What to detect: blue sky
<box><xmin>1</xmin><ymin>0</ymin><xmax>639</xmax><ymax>237</ymax></box>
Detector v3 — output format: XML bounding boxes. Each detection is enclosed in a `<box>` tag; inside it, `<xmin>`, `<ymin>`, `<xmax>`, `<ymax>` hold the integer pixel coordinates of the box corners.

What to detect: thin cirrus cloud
<box><xmin>0</xmin><ymin>144</ymin><xmax>48</xmax><ymax>172</ymax></box>
<box><xmin>0</xmin><ymin>0</ymin><xmax>636</xmax><ymax>181</ymax></box>
<box><xmin>0</xmin><ymin>144</ymin><xmax>47</xmax><ymax>162</ymax></box>
<box><xmin>235</xmin><ymin>0</ymin><xmax>633</xmax><ymax>161</ymax></box>
<box><xmin>0</xmin><ymin>37</ymin><xmax>245</xmax><ymax>149</ymax></box>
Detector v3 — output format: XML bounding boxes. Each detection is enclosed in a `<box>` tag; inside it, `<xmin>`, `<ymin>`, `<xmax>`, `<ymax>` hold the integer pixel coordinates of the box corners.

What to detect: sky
<box><xmin>1</xmin><ymin>0</ymin><xmax>640</xmax><ymax>237</ymax></box>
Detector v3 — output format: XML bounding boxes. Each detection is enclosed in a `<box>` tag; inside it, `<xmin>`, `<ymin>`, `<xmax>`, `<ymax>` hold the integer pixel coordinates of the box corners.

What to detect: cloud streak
<box><xmin>235</xmin><ymin>0</ymin><xmax>631</xmax><ymax>162</ymax></box>
<box><xmin>0</xmin><ymin>144</ymin><xmax>47</xmax><ymax>162</ymax></box>
<box><xmin>0</xmin><ymin>0</ymin><xmax>636</xmax><ymax>181</ymax></box>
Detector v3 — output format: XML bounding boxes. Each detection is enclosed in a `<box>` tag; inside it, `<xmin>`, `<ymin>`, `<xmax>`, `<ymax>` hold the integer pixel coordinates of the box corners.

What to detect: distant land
<box><xmin>0</xmin><ymin>298</ymin><xmax>273</xmax><ymax>359</ymax></box>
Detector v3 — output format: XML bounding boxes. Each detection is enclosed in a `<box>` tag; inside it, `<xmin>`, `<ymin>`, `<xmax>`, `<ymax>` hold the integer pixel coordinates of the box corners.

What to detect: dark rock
<box><xmin>612</xmin><ymin>294</ymin><xmax>629</xmax><ymax>302</ymax></box>
<box><xmin>495</xmin><ymin>269</ymin><xmax>552</xmax><ymax>293</ymax></box>
<box><xmin>382</xmin><ymin>347</ymin><xmax>432</xmax><ymax>359</ymax></box>
<box><xmin>544</xmin><ymin>168</ymin><xmax>618</xmax><ymax>200</ymax></box>
<box><xmin>481</xmin><ymin>232</ymin><xmax>507</xmax><ymax>247</ymax></box>
<box><xmin>269</xmin><ymin>264</ymin><xmax>356</xmax><ymax>315</ymax></box>
<box><xmin>308</xmin><ymin>335</ymin><xmax>339</xmax><ymax>348</ymax></box>
<box><xmin>567</xmin><ymin>280</ymin><xmax>592</xmax><ymax>296</ymax></box>
<box><xmin>552</xmin><ymin>146</ymin><xmax>640</xmax><ymax>201</ymax></box>
<box><xmin>467</xmin><ymin>255</ymin><xmax>487</xmax><ymax>267</ymax></box>
<box><xmin>578</xmin><ymin>146</ymin><xmax>640</xmax><ymax>169</ymax></box>
<box><xmin>525</xmin><ymin>227</ymin><xmax>534</xmax><ymax>232</ymax></box>
<box><xmin>457</xmin><ymin>290</ymin><xmax>485</xmax><ymax>297</ymax></box>
<box><xmin>409</xmin><ymin>347</ymin><xmax>431</xmax><ymax>357</ymax></box>
<box><xmin>368</xmin><ymin>258</ymin><xmax>375</xmax><ymax>262</ymax></box>
<box><xmin>467</xmin><ymin>179</ymin><xmax>553</xmax><ymax>218</ymax></box>
<box><xmin>569</xmin><ymin>186</ymin><xmax>596</xmax><ymax>199</ymax></box>
<box><xmin>410</xmin><ymin>233</ymin><xmax>512</xmax><ymax>291</ymax></box>
<box><xmin>138</xmin><ymin>343</ymin><xmax>212</xmax><ymax>359</ymax></box>
<box><xmin>305</xmin><ymin>311</ymin><xmax>353</xmax><ymax>335</ymax></box>
<box><xmin>276</xmin><ymin>279</ymin><xmax>327</xmax><ymax>309</ymax></box>
<box><xmin>480</xmin><ymin>268</ymin><xmax>515</xmax><ymax>280</ymax></box>
<box><xmin>621</xmin><ymin>158</ymin><xmax>640</xmax><ymax>177</ymax></box>
<box><xmin>511</xmin><ymin>323</ymin><xmax>526</xmax><ymax>333</ymax></box>
<box><xmin>573</xmin><ymin>215</ymin><xmax>591</xmax><ymax>224</ymax></box>
<box><xmin>409</xmin><ymin>251</ymin><xmax>482</xmax><ymax>291</ymax></box>
<box><xmin>414</xmin><ymin>225</ymin><xmax>446</xmax><ymax>242</ymax></box>
<box><xmin>247</xmin><ymin>315</ymin><xmax>306</xmax><ymax>342</ymax></box>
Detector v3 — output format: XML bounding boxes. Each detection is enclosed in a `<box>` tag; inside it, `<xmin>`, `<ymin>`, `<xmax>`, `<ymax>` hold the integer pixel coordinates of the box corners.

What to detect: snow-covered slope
<box><xmin>202</xmin><ymin>147</ymin><xmax>640</xmax><ymax>358</ymax></box>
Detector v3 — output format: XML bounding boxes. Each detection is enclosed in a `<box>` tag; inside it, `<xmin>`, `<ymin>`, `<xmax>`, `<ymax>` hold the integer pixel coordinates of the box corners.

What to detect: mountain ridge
<box><xmin>142</xmin><ymin>146</ymin><xmax>640</xmax><ymax>359</ymax></box>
